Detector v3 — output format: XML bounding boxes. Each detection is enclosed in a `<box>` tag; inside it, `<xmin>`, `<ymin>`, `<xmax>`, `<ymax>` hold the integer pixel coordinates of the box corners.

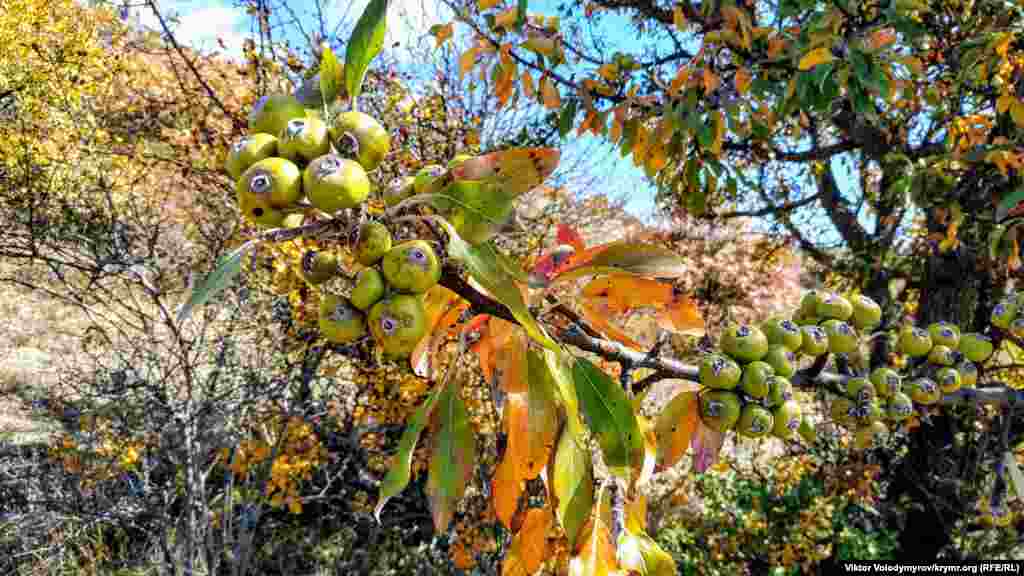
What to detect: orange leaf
<box><xmin>569</xmin><ymin>512</ymin><xmax>618</xmax><ymax>576</ymax></box>
<box><xmin>492</xmin><ymin>454</ymin><xmax>522</xmax><ymax>529</ymax></box>
<box><xmin>669</xmin><ymin>66</ymin><xmax>690</xmax><ymax>95</ymax></box>
<box><xmin>580</xmin><ymin>298</ymin><xmax>646</xmax><ymax>350</ymax></box>
<box><xmin>657</xmin><ymin>293</ymin><xmax>705</xmax><ymax>336</ymax></box>
<box><xmin>411</xmin><ymin>286</ymin><xmax>468</xmax><ymax>378</ymax></box>
<box><xmin>542</xmin><ymin>76</ymin><xmax>561</xmax><ymax>109</ymax></box>
<box><xmin>702</xmin><ymin>68</ymin><xmax>720</xmax><ymax>93</ymax></box>
<box><xmin>654</xmin><ymin>390</ymin><xmax>699</xmax><ymax>470</ymax></box>
<box><xmin>459</xmin><ymin>47</ymin><xmax>479</xmax><ymax>80</ymax></box>
<box><xmin>479</xmin><ymin>0</ymin><xmax>501</xmax><ymax>8</ymax></box>
<box><xmin>521</xmin><ymin>70</ymin><xmax>535</xmax><ymax>99</ymax></box>
<box><xmin>799</xmin><ymin>47</ymin><xmax>833</xmax><ymax>70</ymax></box>
<box><xmin>496</xmin><ymin>327</ymin><xmax>529</xmax><ymax>393</ymax></box>
<box><xmin>866</xmin><ymin>27</ymin><xmax>896</xmax><ymax>51</ymax></box>
<box><xmin>734</xmin><ymin>67</ymin><xmax>752</xmax><ymax>95</ymax></box>
<box><xmin>557</xmin><ymin>223</ymin><xmax>587</xmax><ymax>252</ymax></box>
<box><xmin>768</xmin><ymin>36</ymin><xmax>787</xmax><ymax>59</ymax></box>
<box><xmin>502</xmin><ymin>507</ymin><xmax>553</xmax><ymax>575</ymax></box>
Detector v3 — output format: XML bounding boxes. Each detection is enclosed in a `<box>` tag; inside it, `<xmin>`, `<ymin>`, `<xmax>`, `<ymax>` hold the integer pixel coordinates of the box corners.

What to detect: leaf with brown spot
<box><xmin>411</xmin><ymin>285</ymin><xmax>469</xmax><ymax>378</ymax></box>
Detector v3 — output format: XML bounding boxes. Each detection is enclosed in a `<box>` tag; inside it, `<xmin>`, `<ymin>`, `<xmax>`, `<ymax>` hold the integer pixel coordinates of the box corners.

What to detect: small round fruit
<box><xmin>1011</xmin><ymin>318</ymin><xmax>1024</xmax><ymax>340</ymax></box>
<box><xmin>720</xmin><ymin>324</ymin><xmax>770</xmax><ymax>362</ymax></box>
<box><xmin>927</xmin><ymin>344</ymin><xmax>956</xmax><ymax>367</ymax></box>
<box><xmin>929</xmin><ymin>321</ymin><xmax>960</xmax><ymax>349</ymax></box>
<box><xmin>740</xmin><ymin>361</ymin><xmax>774</xmax><ymax>399</ymax></box>
<box><xmin>761</xmin><ymin>317</ymin><xmax>803</xmax><ymax>352</ymax></box>
<box><xmin>225</xmin><ymin>133</ymin><xmax>278</xmax><ymax>180</ymax></box>
<box><xmin>304</xmin><ymin>155</ymin><xmax>370</xmax><ymax>213</ymax></box>
<box><xmin>851</xmin><ymin>294</ymin><xmax>882</xmax><ymax>330</ymax></box>
<box><xmin>699</xmin><ymin>390</ymin><xmax>742</xmax><ymax>433</ymax></box>
<box><xmin>899</xmin><ymin>326</ymin><xmax>933</xmax><ymax>357</ymax></box>
<box><xmin>854</xmin><ymin>421</ymin><xmax>888</xmax><ymax>450</ymax></box>
<box><xmin>830</xmin><ymin>397</ymin><xmax>857</xmax><ymax>427</ymax></box>
<box><xmin>355</xmin><ymin>221</ymin><xmax>393</xmax><ymax>266</ymax></box>
<box><xmin>350</xmin><ymin>267</ymin><xmax>385</xmax><ymax>311</ymax></box>
<box><xmin>300</xmin><ymin>250</ymin><xmax>339</xmax><ymax>284</ymax></box>
<box><xmin>413</xmin><ymin>164</ymin><xmax>447</xmax><ymax>195</ymax></box>
<box><xmin>447</xmin><ymin>153</ymin><xmax>473</xmax><ymax>169</ymax></box>
<box><xmin>381</xmin><ymin>240</ymin><xmax>442</xmax><ymax>294</ymax></box>
<box><xmin>821</xmin><ymin>319</ymin><xmax>858</xmax><ymax>355</ymax></box>
<box><xmin>856</xmin><ymin>399</ymin><xmax>883</xmax><ymax>426</ymax></box>
<box><xmin>909</xmin><ymin>377</ymin><xmax>941</xmax><ymax>405</ymax></box>
<box><xmin>762</xmin><ymin>345</ymin><xmax>797</xmax><ymax>379</ymax></box>
<box><xmin>368</xmin><ymin>294</ymin><xmax>429</xmax><ymax>359</ymax></box>
<box><xmin>736</xmin><ymin>404</ymin><xmax>774</xmax><ymax>438</ymax></box>
<box><xmin>772</xmin><ymin>400</ymin><xmax>802</xmax><ymax>440</ymax></box>
<box><xmin>278</xmin><ymin>117</ymin><xmax>330</xmax><ymax>163</ymax></box>
<box><xmin>957</xmin><ymin>360</ymin><xmax>978</xmax><ymax>388</ymax></box>
<box><xmin>767</xmin><ymin>376</ymin><xmax>794</xmax><ymax>407</ymax></box>
<box><xmin>384</xmin><ymin>175</ymin><xmax>416</xmax><ymax>207</ymax></box>
<box><xmin>935</xmin><ymin>366</ymin><xmax>961</xmax><ymax>394</ymax></box>
<box><xmin>817</xmin><ymin>292</ymin><xmax>853</xmax><ymax>321</ymax></box>
<box><xmin>699</xmin><ymin>354</ymin><xmax>742</xmax><ymax>390</ymax></box>
<box><xmin>991</xmin><ymin>300</ymin><xmax>1017</xmax><ymax>330</ymax></box>
<box><xmin>958</xmin><ymin>332</ymin><xmax>994</xmax><ymax>363</ymax></box>
<box><xmin>886</xmin><ymin>392</ymin><xmax>914</xmax><ymax>422</ymax></box>
<box><xmin>330</xmin><ymin>111</ymin><xmax>391</xmax><ymax>171</ymax></box>
<box><xmin>800</xmin><ymin>290</ymin><xmax>824</xmax><ymax>318</ymax></box>
<box><xmin>237</xmin><ymin>157</ymin><xmax>303</xmax><ymax>209</ymax></box>
<box><xmin>846</xmin><ymin>377</ymin><xmax>876</xmax><ymax>404</ymax></box>
<box><xmin>238</xmin><ymin>195</ymin><xmax>286</xmax><ymax>228</ymax></box>
<box><xmin>318</xmin><ymin>294</ymin><xmax>367</xmax><ymax>344</ymax></box>
<box><xmin>800</xmin><ymin>325</ymin><xmax>830</xmax><ymax>356</ymax></box>
<box><xmin>870</xmin><ymin>367</ymin><xmax>902</xmax><ymax>398</ymax></box>
<box><xmin>249</xmin><ymin>93</ymin><xmax>307</xmax><ymax>137</ymax></box>
<box><xmin>795</xmin><ymin>313</ymin><xmax>819</xmax><ymax>327</ymax></box>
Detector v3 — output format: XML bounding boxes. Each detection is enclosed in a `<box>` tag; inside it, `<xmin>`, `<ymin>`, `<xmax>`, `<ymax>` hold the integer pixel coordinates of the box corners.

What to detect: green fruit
<box><xmin>699</xmin><ymin>354</ymin><xmax>742</xmax><ymax>390</ymax></box>
<box><xmin>237</xmin><ymin>157</ymin><xmax>303</xmax><ymax>209</ymax></box>
<box><xmin>381</xmin><ymin>240</ymin><xmax>442</xmax><ymax>294</ymax></box>
<box><xmin>886</xmin><ymin>392</ymin><xmax>914</xmax><ymax>422</ymax></box>
<box><xmin>830</xmin><ymin>397</ymin><xmax>857</xmax><ymax>427</ymax></box>
<box><xmin>368</xmin><ymin>294</ymin><xmax>429</xmax><ymax>359</ymax></box>
<box><xmin>763</xmin><ymin>345</ymin><xmax>797</xmax><ymax>378</ymax></box>
<box><xmin>736</xmin><ymin>404</ymin><xmax>774</xmax><ymax>438</ymax></box>
<box><xmin>928</xmin><ymin>344</ymin><xmax>956</xmax><ymax>366</ymax></box>
<box><xmin>846</xmin><ymin>377</ymin><xmax>876</xmax><ymax>404</ymax></box>
<box><xmin>958</xmin><ymin>360</ymin><xmax>978</xmax><ymax>388</ymax></box>
<box><xmin>958</xmin><ymin>332</ymin><xmax>994</xmax><ymax>363</ymax></box>
<box><xmin>1010</xmin><ymin>317</ymin><xmax>1024</xmax><ymax>340</ymax></box>
<box><xmin>935</xmin><ymin>367</ymin><xmax>961</xmax><ymax>394</ymax></box>
<box><xmin>414</xmin><ymin>164</ymin><xmax>446</xmax><ymax>195</ymax></box>
<box><xmin>304</xmin><ymin>155</ymin><xmax>370</xmax><ymax>213</ymax></box>
<box><xmin>851</xmin><ymin>294</ymin><xmax>882</xmax><ymax>330</ymax></box>
<box><xmin>448</xmin><ymin>153</ymin><xmax>474</xmax><ymax>168</ymax></box>
<box><xmin>929</xmin><ymin>321</ymin><xmax>960</xmax><ymax>349</ymax></box>
<box><xmin>991</xmin><ymin>300</ymin><xmax>1017</xmax><ymax>330</ymax></box>
<box><xmin>330</xmin><ymin>111</ymin><xmax>391</xmax><ymax>171</ymax></box>
<box><xmin>278</xmin><ymin>117</ymin><xmax>330</xmax><ymax>164</ymax></box>
<box><xmin>855</xmin><ymin>399</ymin><xmax>884</xmax><ymax>426</ymax></box>
<box><xmin>318</xmin><ymin>294</ymin><xmax>367</xmax><ymax>344</ymax></box>
<box><xmin>869</xmin><ymin>367</ymin><xmax>902</xmax><ymax>398</ymax></box>
<box><xmin>800</xmin><ymin>290</ymin><xmax>824</xmax><ymax>318</ymax></box>
<box><xmin>795</xmin><ymin>313</ymin><xmax>820</xmax><ymax>327</ymax></box>
<box><xmin>816</xmin><ymin>292</ymin><xmax>853</xmax><ymax>321</ymax></box>
<box><xmin>800</xmin><ymin>325</ymin><xmax>830</xmax><ymax>356</ymax></box>
<box><xmin>772</xmin><ymin>400</ymin><xmax>802</xmax><ymax>439</ymax></box>
<box><xmin>821</xmin><ymin>319</ymin><xmax>858</xmax><ymax>355</ymax></box>
<box><xmin>740</xmin><ymin>361</ymin><xmax>774</xmax><ymax>399</ymax></box>
<box><xmin>350</xmin><ymin>267</ymin><xmax>385</xmax><ymax>311</ymax></box>
<box><xmin>854</xmin><ymin>421</ymin><xmax>888</xmax><ymax>450</ymax></box>
<box><xmin>249</xmin><ymin>93</ymin><xmax>307</xmax><ymax>137</ymax></box>
<box><xmin>899</xmin><ymin>326</ymin><xmax>933</xmax><ymax>357</ymax></box>
<box><xmin>225</xmin><ymin>133</ymin><xmax>278</xmax><ymax>180</ymax></box>
<box><xmin>720</xmin><ymin>324</ymin><xmax>770</xmax><ymax>362</ymax></box>
<box><xmin>761</xmin><ymin>317</ymin><xmax>803</xmax><ymax>352</ymax></box>
<box><xmin>908</xmin><ymin>377</ymin><xmax>941</xmax><ymax>405</ymax></box>
<box><xmin>238</xmin><ymin>194</ymin><xmax>287</xmax><ymax>228</ymax></box>
<box><xmin>300</xmin><ymin>250</ymin><xmax>339</xmax><ymax>284</ymax></box>
<box><xmin>699</xmin><ymin>390</ymin><xmax>742</xmax><ymax>433</ymax></box>
<box><xmin>384</xmin><ymin>175</ymin><xmax>416</xmax><ymax>207</ymax></box>
<box><xmin>355</xmin><ymin>221</ymin><xmax>393</xmax><ymax>266</ymax></box>
<box><xmin>767</xmin><ymin>376</ymin><xmax>794</xmax><ymax>407</ymax></box>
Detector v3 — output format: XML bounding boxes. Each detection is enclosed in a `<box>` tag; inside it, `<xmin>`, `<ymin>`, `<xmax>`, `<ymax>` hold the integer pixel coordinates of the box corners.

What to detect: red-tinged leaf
<box><xmin>624</xmin><ymin>494</ymin><xmax>647</xmax><ymax>534</ymax></box>
<box><xmin>448</xmin><ymin>147</ymin><xmax>561</xmax><ymax>199</ymax></box>
<box><xmin>502</xmin><ymin>507</ymin><xmax>554</xmax><ymax>576</ymax></box>
<box><xmin>375</xmin><ymin>387</ymin><xmax>443</xmax><ymax>522</ymax></box>
<box><xmin>528</xmin><ymin>245</ymin><xmax>579</xmax><ymax>288</ymax></box>
<box><xmin>427</xmin><ymin>377</ymin><xmax>477</xmax><ymax>532</ymax></box>
<box><xmin>550</xmin><ymin>421</ymin><xmax>592</xmax><ymax>549</ymax></box>
<box><xmin>550</xmin><ymin>242</ymin><xmax>688</xmax><ymax>285</ymax></box>
<box><xmin>580</xmin><ymin>298</ymin><xmax>646</xmax><ymax>350</ymax></box>
<box><xmin>656</xmin><ymin>293</ymin><xmax>705</xmax><ymax>336</ymax></box>
<box><xmin>558</xmin><ymin>224</ymin><xmax>587</xmax><ymax>252</ymax></box>
<box><xmin>492</xmin><ymin>450</ymin><xmax>522</xmax><ymax>529</ymax></box>
<box><xmin>654</xmin><ymin>390</ymin><xmax>699</xmax><ymax>471</ymax></box>
<box><xmin>691</xmin><ymin>421</ymin><xmax>725</xmax><ymax>473</ymax></box>
<box><xmin>412</xmin><ymin>286</ymin><xmax>469</xmax><ymax>378</ymax></box>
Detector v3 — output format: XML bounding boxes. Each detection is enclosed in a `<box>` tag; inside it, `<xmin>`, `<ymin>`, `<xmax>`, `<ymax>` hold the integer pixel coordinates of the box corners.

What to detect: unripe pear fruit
<box><xmin>991</xmin><ymin>300</ymin><xmax>1017</xmax><ymax>330</ymax></box>
<box><xmin>799</xmin><ymin>290</ymin><xmax>824</xmax><ymax>318</ymax></box>
<box><xmin>381</xmin><ymin>240</ymin><xmax>442</xmax><ymax>294</ymax></box>
<box><xmin>249</xmin><ymin>93</ymin><xmax>307</xmax><ymax>137</ymax></box>
<box><xmin>300</xmin><ymin>250</ymin><xmax>339</xmax><ymax>284</ymax></box>
<box><xmin>330</xmin><ymin>111</ymin><xmax>391</xmax><ymax>171</ymax></box>
<box><xmin>816</xmin><ymin>292</ymin><xmax>853</xmax><ymax>321</ymax></box>
<box><xmin>763</xmin><ymin>345</ymin><xmax>797</xmax><ymax>379</ymax></box>
<box><xmin>870</xmin><ymin>367</ymin><xmax>902</xmax><ymax>398</ymax></box>
<box><xmin>318</xmin><ymin>294</ymin><xmax>367</xmax><ymax>344</ymax></box>
<box><xmin>927</xmin><ymin>344</ymin><xmax>956</xmax><ymax>366</ymax></box>
<box><xmin>909</xmin><ymin>377</ymin><xmax>941</xmax><ymax>405</ymax></box>
<box><xmin>237</xmin><ymin>157</ymin><xmax>303</xmax><ymax>209</ymax></box>
<box><xmin>1011</xmin><ymin>318</ymin><xmax>1024</xmax><ymax>340</ymax></box>
<box><xmin>761</xmin><ymin>317</ymin><xmax>803</xmax><ymax>352</ymax></box>
<box><xmin>928</xmin><ymin>321</ymin><xmax>960</xmax><ymax>349</ymax></box>
<box><xmin>740</xmin><ymin>361</ymin><xmax>774</xmax><ymax>399</ymax></box>
<box><xmin>350</xmin><ymin>267</ymin><xmax>385</xmax><ymax>311</ymax></box>
<box><xmin>886</xmin><ymin>392</ymin><xmax>914</xmax><ymax>422</ymax></box>
<box><xmin>767</xmin><ymin>375</ymin><xmax>794</xmax><ymax>407</ymax></box>
<box><xmin>698</xmin><ymin>353</ymin><xmax>742</xmax><ymax>390</ymax></box>
<box><xmin>698</xmin><ymin>390</ymin><xmax>742</xmax><ymax>433</ymax></box>
<box><xmin>278</xmin><ymin>117</ymin><xmax>330</xmax><ymax>164</ymax></box>
<box><xmin>368</xmin><ymin>294</ymin><xmax>429</xmax><ymax>359</ymax></box>
<box><xmin>821</xmin><ymin>319</ymin><xmax>858</xmax><ymax>355</ymax></box>
<box><xmin>413</xmin><ymin>164</ymin><xmax>446</xmax><ymax>195</ymax></box>
<box><xmin>800</xmin><ymin>325</ymin><xmax>830</xmax><ymax>356</ymax></box>
<box><xmin>851</xmin><ymin>294</ymin><xmax>882</xmax><ymax>330</ymax></box>
<box><xmin>846</xmin><ymin>377</ymin><xmax>876</xmax><ymax>404</ymax></box>
<box><xmin>958</xmin><ymin>360</ymin><xmax>978</xmax><ymax>388</ymax></box>
<box><xmin>720</xmin><ymin>324</ymin><xmax>769</xmax><ymax>362</ymax></box>
<box><xmin>384</xmin><ymin>175</ymin><xmax>416</xmax><ymax>207</ymax></box>
<box><xmin>935</xmin><ymin>366</ymin><xmax>961</xmax><ymax>394</ymax></box>
<box><xmin>772</xmin><ymin>400</ymin><xmax>802</xmax><ymax>439</ymax></box>
<box><xmin>830</xmin><ymin>397</ymin><xmax>857</xmax><ymax>427</ymax></box>
<box><xmin>736</xmin><ymin>404</ymin><xmax>774</xmax><ymax>438</ymax></box>
<box><xmin>854</xmin><ymin>421</ymin><xmax>888</xmax><ymax>450</ymax></box>
<box><xmin>304</xmin><ymin>154</ymin><xmax>370</xmax><ymax>213</ymax></box>
<box><xmin>226</xmin><ymin>133</ymin><xmax>278</xmax><ymax>180</ymax></box>
<box><xmin>794</xmin><ymin>312</ymin><xmax>820</xmax><ymax>326</ymax></box>
<box><xmin>355</xmin><ymin>221</ymin><xmax>393</xmax><ymax>266</ymax></box>
<box><xmin>238</xmin><ymin>195</ymin><xmax>287</xmax><ymax>228</ymax></box>
<box><xmin>899</xmin><ymin>326</ymin><xmax>933</xmax><ymax>357</ymax></box>
<box><xmin>958</xmin><ymin>332</ymin><xmax>993</xmax><ymax>363</ymax></box>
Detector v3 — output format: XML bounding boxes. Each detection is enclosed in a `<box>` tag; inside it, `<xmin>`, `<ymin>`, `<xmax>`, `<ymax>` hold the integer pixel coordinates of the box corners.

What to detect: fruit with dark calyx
<box><xmin>721</xmin><ymin>324</ymin><xmax>769</xmax><ymax>362</ymax></box>
<box><xmin>800</xmin><ymin>325</ymin><xmax>830</xmax><ymax>356</ymax></box>
<box><xmin>846</xmin><ymin>377</ymin><xmax>876</xmax><ymax>404</ymax></box>
<box><xmin>1011</xmin><ymin>318</ymin><xmax>1024</xmax><ymax>340</ymax></box>
<box><xmin>909</xmin><ymin>377</ymin><xmax>941</xmax><ymax>405</ymax></box>
<box><xmin>766</xmin><ymin>376</ymin><xmax>794</xmax><ymax>407</ymax></box>
<box><xmin>318</xmin><ymin>294</ymin><xmax>367</xmax><ymax>344</ymax></box>
<box><xmin>870</xmin><ymin>367</ymin><xmax>902</xmax><ymax>398</ymax></box>
<box><xmin>740</xmin><ymin>361</ymin><xmax>774</xmax><ymax>399</ymax></box>
<box><xmin>886</xmin><ymin>392</ymin><xmax>914</xmax><ymax>422</ymax></box>
<box><xmin>899</xmin><ymin>326</ymin><xmax>933</xmax><ymax>357</ymax></box>
<box><xmin>350</xmin><ymin>267</ymin><xmax>385</xmax><ymax>311</ymax></box>
<box><xmin>278</xmin><ymin>117</ymin><xmax>330</xmax><ymax>164</ymax></box>
<box><xmin>736</xmin><ymin>404</ymin><xmax>774</xmax><ymax>438</ymax></box>
<box><xmin>763</xmin><ymin>345</ymin><xmax>797</xmax><ymax>378</ymax></box>
<box><xmin>381</xmin><ymin>240</ymin><xmax>442</xmax><ymax>294</ymax></box>
<box><xmin>991</xmin><ymin>300</ymin><xmax>1017</xmax><ymax>330</ymax></box>
<box><xmin>368</xmin><ymin>294</ymin><xmax>429</xmax><ymax>359</ymax></box>
<box><xmin>698</xmin><ymin>354</ymin><xmax>742</xmax><ymax>390</ymax></box>
<box><xmin>958</xmin><ymin>333</ymin><xmax>993</xmax><ymax>363</ymax></box>
<box><xmin>300</xmin><ymin>250</ymin><xmax>339</xmax><ymax>284</ymax></box>
<box><xmin>928</xmin><ymin>321</ymin><xmax>960</xmax><ymax>349</ymax></box>
<box><xmin>238</xmin><ymin>195</ymin><xmax>287</xmax><ymax>228</ymax></box>
<box><xmin>821</xmin><ymin>319</ymin><xmax>858</xmax><ymax>355</ymax></box>
<box><xmin>226</xmin><ymin>133</ymin><xmax>278</xmax><ymax>180</ymax></box>
<box><xmin>935</xmin><ymin>367</ymin><xmax>961</xmax><ymax>394</ymax></box>
<box><xmin>304</xmin><ymin>155</ymin><xmax>370</xmax><ymax>213</ymax></box>
<box><xmin>958</xmin><ymin>360</ymin><xmax>978</xmax><ymax>388</ymax></box>
<box><xmin>384</xmin><ymin>175</ymin><xmax>416</xmax><ymax>207</ymax></box>
<box><xmin>698</xmin><ymin>390</ymin><xmax>742</xmax><ymax>433</ymax></box>
<box><xmin>355</xmin><ymin>221</ymin><xmax>393</xmax><ymax>266</ymax></box>
<box><xmin>772</xmin><ymin>400</ymin><xmax>802</xmax><ymax>440</ymax></box>
<box><xmin>799</xmin><ymin>290</ymin><xmax>824</xmax><ymax>318</ymax></box>
<box><xmin>856</xmin><ymin>400</ymin><xmax>883</xmax><ymax>426</ymax></box>
<box><xmin>853</xmin><ymin>421</ymin><xmax>888</xmax><ymax>450</ymax></box>
<box><xmin>761</xmin><ymin>317</ymin><xmax>803</xmax><ymax>352</ymax></box>
<box><xmin>817</xmin><ymin>292</ymin><xmax>853</xmax><ymax>321</ymax></box>
<box><xmin>928</xmin><ymin>344</ymin><xmax>956</xmax><ymax>367</ymax></box>
<box><xmin>830</xmin><ymin>397</ymin><xmax>857</xmax><ymax>427</ymax></box>
<box><xmin>249</xmin><ymin>93</ymin><xmax>307</xmax><ymax>137</ymax></box>
<box><xmin>851</xmin><ymin>294</ymin><xmax>882</xmax><ymax>330</ymax></box>
<box><xmin>237</xmin><ymin>157</ymin><xmax>303</xmax><ymax>209</ymax></box>
<box><xmin>330</xmin><ymin>111</ymin><xmax>391</xmax><ymax>171</ymax></box>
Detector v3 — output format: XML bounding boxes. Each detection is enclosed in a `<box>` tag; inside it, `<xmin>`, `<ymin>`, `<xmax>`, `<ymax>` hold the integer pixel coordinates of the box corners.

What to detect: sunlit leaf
<box><xmin>459</xmin><ymin>46</ymin><xmax>479</xmax><ymax>80</ymax></box>
<box><xmin>502</xmin><ymin>507</ymin><xmax>553</xmax><ymax>576</ymax></box>
<box><xmin>429</xmin><ymin>22</ymin><xmax>454</xmax><ymax>47</ymax></box>
<box><xmin>550</xmin><ymin>420</ymin><xmax>592</xmax><ymax>549</ymax></box>
<box><xmin>691</xmin><ymin>421</ymin><xmax>725</xmax><ymax>473</ymax></box>
<box><xmin>580</xmin><ymin>298</ymin><xmax>646</xmax><ymax>350</ymax></box>
<box><xmin>492</xmin><ymin>449</ymin><xmax>522</xmax><ymax>529</ymax></box>
<box><xmin>799</xmin><ymin>47</ymin><xmax>833</xmax><ymax>70</ymax></box>
<box><xmin>617</xmin><ymin>528</ymin><xmax>677</xmax><ymax>576</ymax></box>
<box><xmin>1003</xmin><ymin>452</ymin><xmax>1024</xmax><ymax>501</ymax></box>
<box><xmin>177</xmin><ymin>240</ymin><xmax>255</xmax><ymax>323</ymax></box>
<box><xmin>543</xmin><ymin>75</ymin><xmax>561</xmax><ymax>109</ymax></box>
<box><xmin>344</xmin><ymin>0</ymin><xmax>388</xmax><ymax>102</ymax></box>
<box><xmin>569</xmin><ymin>493</ymin><xmax>618</xmax><ymax>576</ymax></box>
<box><xmin>427</xmin><ymin>377</ymin><xmax>477</xmax><ymax>532</ymax></box>
<box><xmin>318</xmin><ymin>45</ymin><xmax>342</xmax><ymax>105</ymax></box>
<box><xmin>550</xmin><ymin>242</ymin><xmax>688</xmax><ymax>284</ymax></box>
<box><xmin>653</xmin><ymin>390</ymin><xmax>699</xmax><ymax>471</ymax></box>
<box><xmin>632</xmin><ymin>414</ymin><xmax>657</xmax><ymax>490</ymax></box>
<box><xmin>375</xmin><ymin>387</ymin><xmax>443</xmax><ymax>523</ymax></box>
<box><xmin>479</xmin><ymin>0</ymin><xmax>501</xmax><ymax>9</ymax></box>
<box><xmin>524</xmin><ymin>349</ymin><xmax>562</xmax><ymax>478</ymax></box>
<box><xmin>411</xmin><ymin>285</ymin><xmax>468</xmax><ymax>378</ymax></box>
<box><xmin>572</xmin><ymin>357</ymin><xmax>644</xmax><ymax>475</ymax></box>
<box><xmin>656</xmin><ymin>294</ymin><xmax>705</xmax><ymax>336</ymax></box>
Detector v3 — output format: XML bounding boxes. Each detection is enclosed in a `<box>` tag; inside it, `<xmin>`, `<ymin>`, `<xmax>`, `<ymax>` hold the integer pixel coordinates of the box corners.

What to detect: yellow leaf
<box><xmin>1012</xmin><ymin>100</ymin><xmax>1024</xmax><ymax>128</ymax></box>
<box><xmin>598</xmin><ymin>63</ymin><xmax>619</xmax><ymax>82</ymax></box>
<box><xmin>542</xmin><ymin>76</ymin><xmax>561</xmax><ymax>109</ymax></box>
<box><xmin>702</xmin><ymin>68</ymin><xmax>720</xmax><ymax>93</ymax></box>
<box><xmin>459</xmin><ymin>47</ymin><xmax>479</xmax><ymax>81</ymax></box>
<box><xmin>711</xmin><ymin>110</ymin><xmax>725</xmax><ymax>156</ymax></box>
<box><xmin>479</xmin><ymin>0</ymin><xmax>501</xmax><ymax>9</ymax></box>
<box><xmin>799</xmin><ymin>47</ymin><xmax>833</xmax><ymax>70</ymax></box>
<box><xmin>495</xmin><ymin>7</ymin><xmax>519</xmax><ymax>29</ymax></box>
<box><xmin>673</xmin><ymin>5</ymin><xmax>686</xmax><ymax>29</ymax></box>
<box><xmin>734</xmin><ymin>67</ymin><xmax>752</xmax><ymax>95</ymax></box>
<box><xmin>669</xmin><ymin>65</ymin><xmax>690</xmax><ymax>95</ymax></box>
<box><xmin>998</xmin><ymin>93</ymin><xmax>1014</xmax><ymax>115</ymax></box>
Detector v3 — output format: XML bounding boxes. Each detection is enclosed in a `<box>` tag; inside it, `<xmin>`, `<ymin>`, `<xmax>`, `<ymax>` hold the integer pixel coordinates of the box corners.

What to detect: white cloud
<box><xmin>122</xmin><ymin>1</ymin><xmax>248</xmax><ymax>59</ymax></box>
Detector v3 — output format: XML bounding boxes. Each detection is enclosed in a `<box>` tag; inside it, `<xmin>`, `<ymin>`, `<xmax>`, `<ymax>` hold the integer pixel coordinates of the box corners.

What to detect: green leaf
<box><xmin>1004</xmin><ymin>452</ymin><xmax>1024</xmax><ymax>502</ymax></box>
<box><xmin>545</xmin><ymin>349</ymin><xmax>581</xmax><ymax>432</ymax></box>
<box><xmin>618</xmin><ymin>530</ymin><xmax>678</xmax><ymax>576</ymax></box>
<box><xmin>516</xmin><ymin>0</ymin><xmax>528</xmax><ymax>28</ymax></box>
<box><xmin>319</xmin><ymin>45</ymin><xmax>342</xmax><ymax>107</ymax></box>
<box><xmin>525</xmin><ymin>349</ymin><xmax>563</xmax><ymax>476</ymax></box>
<box><xmin>177</xmin><ymin>240</ymin><xmax>255</xmax><ymax>323</ymax></box>
<box><xmin>559</xmin><ymin>98</ymin><xmax>578</xmax><ymax>139</ymax></box>
<box><xmin>571</xmin><ymin>357</ymin><xmax>643</xmax><ymax>474</ymax></box>
<box><xmin>997</xmin><ymin>186</ymin><xmax>1024</xmax><ymax>222</ymax></box>
<box><xmin>427</xmin><ymin>377</ymin><xmax>476</xmax><ymax>532</ymax></box>
<box><xmin>550</xmin><ymin>241</ymin><xmax>688</xmax><ymax>284</ymax></box>
<box><xmin>425</xmin><ymin>181</ymin><xmax>517</xmax><ymax>245</ymax></box>
<box><xmin>550</xmin><ymin>420</ymin><xmax>593</xmax><ymax>549</ymax></box>
<box><xmin>375</xmin><ymin>386</ymin><xmax>443</xmax><ymax>523</ymax></box>
<box><xmin>345</xmin><ymin>0</ymin><xmax>388</xmax><ymax>104</ymax></box>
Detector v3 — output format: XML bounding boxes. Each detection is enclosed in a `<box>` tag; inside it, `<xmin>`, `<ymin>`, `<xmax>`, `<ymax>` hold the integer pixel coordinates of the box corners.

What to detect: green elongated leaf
<box><xmin>374</xmin><ymin>387</ymin><xmax>442</xmax><ymax>523</ymax></box>
<box><xmin>516</xmin><ymin>0</ymin><xmax>528</xmax><ymax>28</ymax></box>
<box><xmin>427</xmin><ymin>377</ymin><xmax>477</xmax><ymax>532</ymax></box>
<box><xmin>552</xmin><ymin>242</ymin><xmax>688</xmax><ymax>284</ymax></box>
<box><xmin>559</xmin><ymin>98</ymin><xmax>578</xmax><ymax>139</ymax></box>
<box><xmin>319</xmin><ymin>45</ymin><xmax>342</xmax><ymax>108</ymax></box>
<box><xmin>545</xmin><ymin>350</ymin><xmax>581</xmax><ymax>432</ymax></box>
<box><xmin>990</xmin><ymin>225</ymin><xmax>1008</xmax><ymax>260</ymax></box>
<box><xmin>550</xmin><ymin>422</ymin><xmax>593</xmax><ymax>549</ymax></box>
<box><xmin>524</xmin><ymin>349</ymin><xmax>563</xmax><ymax>479</ymax></box>
<box><xmin>571</xmin><ymin>357</ymin><xmax>643</xmax><ymax>474</ymax></box>
<box><xmin>177</xmin><ymin>240</ymin><xmax>255</xmax><ymax>323</ymax></box>
<box><xmin>997</xmin><ymin>186</ymin><xmax>1024</xmax><ymax>222</ymax></box>
<box><xmin>1004</xmin><ymin>451</ymin><xmax>1024</xmax><ymax>502</ymax></box>
<box><xmin>434</xmin><ymin>217</ymin><xmax>559</xmax><ymax>350</ymax></box>
<box><xmin>345</xmin><ymin>0</ymin><xmax>388</xmax><ymax>104</ymax></box>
